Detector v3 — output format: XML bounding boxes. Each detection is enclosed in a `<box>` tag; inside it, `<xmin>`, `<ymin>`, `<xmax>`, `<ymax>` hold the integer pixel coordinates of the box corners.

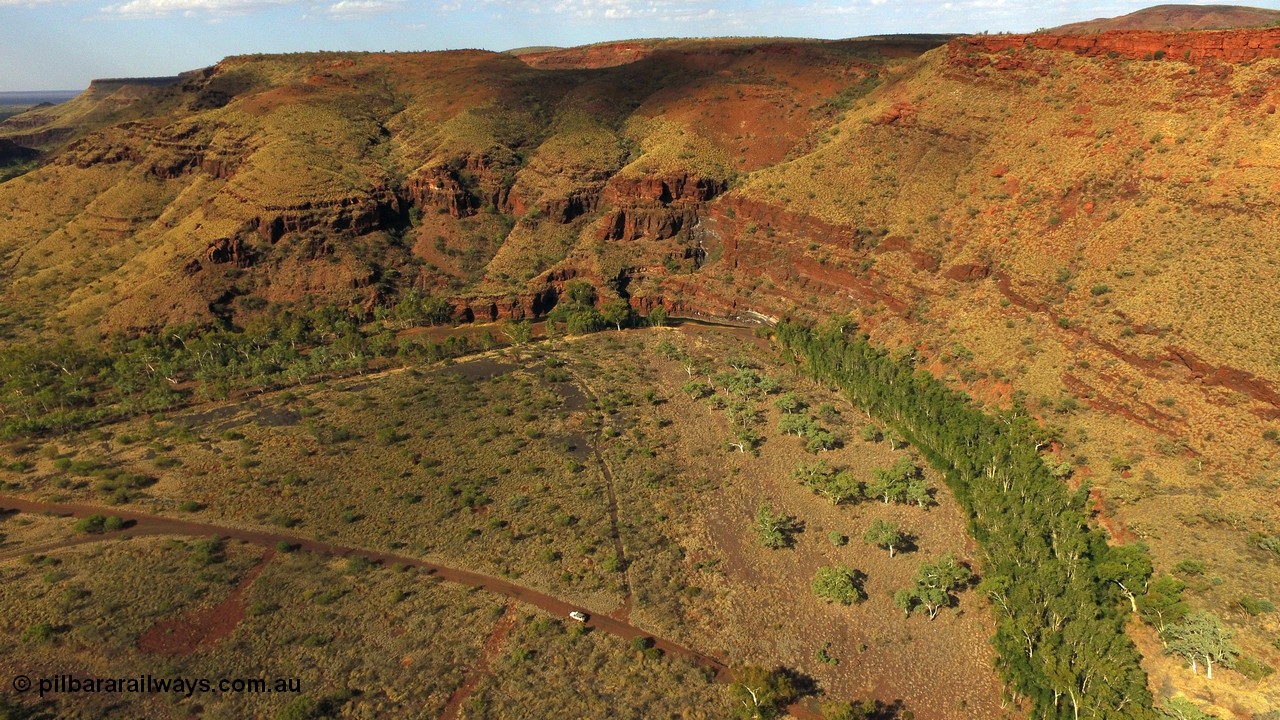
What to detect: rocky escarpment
<box><xmin>145</xmin><ymin>124</ymin><xmax>251</xmax><ymax>181</ymax></box>
<box><xmin>537</xmin><ymin>188</ymin><xmax>603</xmax><ymax>224</ymax></box>
<box><xmin>956</xmin><ymin>27</ymin><xmax>1280</xmax><ymax>62</ymax></box>
<box><xmin>45</xmin><ymin>117</ymin><xmax>253</xmax><ymax>181</ymax></box>
<box><xmin>598</xmin><ymin>174</ymin><xmax>727</xmax><ymax>243</ymax></box>
<box><xmin>517</xmin><ymin>41</ymin><xmax>661</xmax><ymax>69</ymax></box>
<box><xmin>686</xmin><ymin>195</ymin><xmax>918</xmax><ymax>319</ymax></box>
<box><xmin>406</xmin><ymin>152</ymin><xmax>518</xmax><ymax>218</ymax></box>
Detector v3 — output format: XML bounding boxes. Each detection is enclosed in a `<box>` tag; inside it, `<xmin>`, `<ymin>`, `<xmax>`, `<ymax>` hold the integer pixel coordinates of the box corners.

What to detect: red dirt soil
<box><xmin>439</xmin><ymin>600</ymin><xmax>518</xmax><ymax>720</ymax></box>
<box><xmin>136</xmin><ymin>548</ymin><xmax>275</xmax><ymax>658</ymax></box>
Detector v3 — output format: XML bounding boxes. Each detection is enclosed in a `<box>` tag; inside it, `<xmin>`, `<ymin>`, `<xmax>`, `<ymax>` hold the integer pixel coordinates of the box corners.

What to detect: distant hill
<box><xmin>0</xmin><ymin>75</ymin><xmax>186</xmax><ymax>152</ymax></box>
<box><xmin>0</xmin><ymin>90</ymin><xmax>80</xmax><ymax>105</ymax></box>
<box><xmin>502</xmin><ymin>46</ymin><xmax>563</xmax><ymax>56</ymax></box>
<box><xmin>1051</xmin><ymin>3</ymin><xmax>1280</xmax><ymax>33</ymax></box>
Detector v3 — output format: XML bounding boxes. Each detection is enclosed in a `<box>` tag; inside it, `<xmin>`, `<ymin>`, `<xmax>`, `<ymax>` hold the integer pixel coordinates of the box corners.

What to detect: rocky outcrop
<box><xmin>211</xmin><ymin>180</ymin><xmax>402</xmax><ymax>245</ymax></box>
<box><xmin>186</xmin><ymin>190</ymin><xmax>402</xmax><ymax>277</ymax></box>
<box><xmin>954</xmin><ymin>28</ymin><xmax>1280</xmax><ymax>63</ymax></box>
<box><xmin>543</xmin><ymin>189</ymin><xmax>602</xmax><ymax>224</ymax></box>
<box><xmin>407</xmin><ymin>165</ymin><xmax>476</xmax><ymax>218</ymax></box>
<box><xmin>517</xmin><ymin>41</ymin><xmax>660</xmax><ymax>69</ymax></box>
<box><xmin>406</xmin><ymin>153</ymin><xmax>517</xmax><ymax>218</ymax></box>
<box><xmin>688</xmin><ymin>194</ymin><xmax>926</xmax><ymax>319</ymax></box>
<box><xmin>53</xmin><ymin>121</ymin><xmax>248</xmax><ymax>180</ymax></box>
<box><xmin>3</xmin><ymin>127</ymin><xmax>74</xmax><ymax>150</ymax></box>
<box><xmin>598</xmin><ymin>174</ymin><xmax>727</xmax><ymax>242</ymax></box>
<box><xmin>58</xmin><ymin>134</ymin><xmax>145</xmax><ymax>169</ymax></box>
<box><xmin>87</xmin><ymin>76</ymin><xmax>183</xmax><ymax>93</ymax></box>
<box><xmin>204</xmin><ymin>236</ymin><xmax>251</xmax><ymax>266</ymax></box>
<box><xmin>605</xmin><ymin>175</ymin><xmax>724</xmax><ymax>205</ymax></box>
<box><xmin>146</xmin><ymin>123</ymin><xmax>248</xmax><ymax>181</ymax></box>
<box><xmin>447</xmin><ymin>295</ymin><xmax>532</xmax><ymax>323</ymax></box>
<box><xmin>943</xmin><ymin>263</ymin><xmax>992</xmax><ymax>282</ymax></box>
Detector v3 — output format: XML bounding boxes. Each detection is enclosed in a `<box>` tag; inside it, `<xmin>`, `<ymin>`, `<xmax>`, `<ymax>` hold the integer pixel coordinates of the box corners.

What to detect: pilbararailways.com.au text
<box><xmin>12</xmin><ymin>673</ymin><xmax>302</xmax><ymax>698</ymax></box>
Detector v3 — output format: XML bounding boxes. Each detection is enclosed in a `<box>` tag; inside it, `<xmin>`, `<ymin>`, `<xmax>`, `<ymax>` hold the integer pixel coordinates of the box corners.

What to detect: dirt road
<box><xmin>0</xmin><ymin>494</ymin><xmax>726</xmax><ymax>674</ymax></box>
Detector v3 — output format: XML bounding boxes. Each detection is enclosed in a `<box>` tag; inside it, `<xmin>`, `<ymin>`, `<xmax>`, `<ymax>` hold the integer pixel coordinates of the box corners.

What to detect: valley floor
<box><xmin>0</xmin><ymin>325</ymin><xmax>1006</xmax><ymax>719</ymax></box>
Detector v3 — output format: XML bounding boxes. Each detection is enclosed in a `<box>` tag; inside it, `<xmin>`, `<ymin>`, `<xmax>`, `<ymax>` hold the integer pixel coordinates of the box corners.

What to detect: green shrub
<box><xmin>1174</xmin><ymin>558</ymin><xmax>1206</xmax><ymax>576</ymax></box>
<box><xmin>73</xmin><ymin>514</ymin><xmax>123</xmax><ymax>534</ymax></box>
<box><xmin>754</xmin><ymin>504</ymin><xmax>799</xmax><ymax>549</ymax></box>
<box><xmin>820</xmin><ymin>699</ymin><xmax>879</xmax><ymax>720</ymax></box>
<box><xmin>1239</xmin><ymin>596</ymin><xmax>1276</xmax><ymax>615</ymax></box>
<box><xmin>190</xmin><ymin>538</ymin><xmax>226</xmax><ymax>566</ymax></box>
<box><xmin>1236</xmin><ymin>656</ymin><xmax>1275</xmax><ymax>682</ymax></box>
<box><xmin>812</xmin><ymin>565</ymin><xmax>865</xmax><ymax>605</ymax></box>
<box><xmin>21</xmin><ymin>622</ymin><xmax>54</xmax><ymax>644</ymax></box>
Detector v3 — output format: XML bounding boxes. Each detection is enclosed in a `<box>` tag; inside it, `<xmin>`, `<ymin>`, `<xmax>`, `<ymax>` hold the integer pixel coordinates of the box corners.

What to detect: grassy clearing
<box><xmin>550</xmin><ymin>328</ymin><xmax>1008</xmax><ymax>718</ymax></box>
<box><xmin>39</xmin><ymin>359</ymin><xmax>625</xmax><ymax>611</ymax></box>
<box><xmin>1</xmin><ymin>325</ymin><xmax>1006</xmax><ymax>718</ymax></box>
<box><xmin>0</xmin><ymin>536</ymin><xmax>500</xmax><ymax>719</ymax></box>
<box><xmin>463</xmin><ymin>609</ymin><xmax>726</xmax><ymax>719</ymax></box>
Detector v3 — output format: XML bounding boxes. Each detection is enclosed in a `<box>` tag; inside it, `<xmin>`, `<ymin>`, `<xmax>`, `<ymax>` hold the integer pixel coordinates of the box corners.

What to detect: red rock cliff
<box><xmin>955</xmin><ymin>27</ymin><xmax>1280</xmax><ymax>62</ymax></box>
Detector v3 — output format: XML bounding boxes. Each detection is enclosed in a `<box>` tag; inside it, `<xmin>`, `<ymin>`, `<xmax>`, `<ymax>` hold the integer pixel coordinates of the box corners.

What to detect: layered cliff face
<box><xmin>0</xmin><ymin>39</ymin><xmax>905</xmax><ymax>336</ymax></box>
<box><xmin>3</xmin><ymin>32</ymin><xmax>1280</xmax><ymax>715</ymax></box>
<box><xmin>960</xmin><ymin>26</ymin><xmax>1280</xmax><ymax>62</ymax></box>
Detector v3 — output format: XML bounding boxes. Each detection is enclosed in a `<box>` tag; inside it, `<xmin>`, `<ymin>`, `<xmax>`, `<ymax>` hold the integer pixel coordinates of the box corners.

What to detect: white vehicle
<box><xmin>568</xmin><ymin>611</ymin><xmax>588</xmax><ymax>623</ymax></box>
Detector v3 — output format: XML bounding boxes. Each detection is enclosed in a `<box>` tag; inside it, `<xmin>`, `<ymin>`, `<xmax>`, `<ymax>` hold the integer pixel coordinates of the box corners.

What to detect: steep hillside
<box><xmin>3</xmin><ymin>29</ymin><xmax>1280</xmax><ymax>718</ymax></box>
<box><xmin>0</xmin><ymin>39</ymin><xmax>931</xmax><ymax>338</ymax></box>
<box><xmin>700</xmin><ymin>32</ymin><xmax>1280</xmax><ymax>718</ymax></box>
<box><xmin>0</xmin><ymin>76</ymin><xmax>184</xmax><ymax>151</ymax></box>
<box><xmin>1052</xmin><ymin>4</ymin><xmax>1280</xmax><ymax>33</ymax></box>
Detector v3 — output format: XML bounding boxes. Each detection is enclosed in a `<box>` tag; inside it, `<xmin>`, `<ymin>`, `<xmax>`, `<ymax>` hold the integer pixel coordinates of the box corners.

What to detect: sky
<box><xmin>1</xmin><ymin>0</ymin><xmax>1278</xmax><ymax>90</ymax></box>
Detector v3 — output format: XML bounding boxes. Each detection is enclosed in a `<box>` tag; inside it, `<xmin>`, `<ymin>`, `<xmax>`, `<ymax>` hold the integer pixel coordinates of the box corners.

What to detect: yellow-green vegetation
<box><xmin>538</xmin><ymin>329</ymin><xmax>1008</xmax><ymax>718</ymax></box>
<box><xmin>0</xmin><ymin>536</ymin><xmax>258</xmax><ymax>653</ymax></box>
<box><xmin>19</xmin><ymin>360</ymin><xmax>627</xmax><ymax>611</ymax></box>
<box><xmin>0</xmin><ymin>534</ymin><xmax>502</xmax><ymax>719</ymax></box>
<box><xmin>0</xmin><ymin>325</ymin><xmax>1006</xmax><ymax>718</ymax></box>
<box><xmin>617</xmin><ymin>116</ymin><xmax>734</xmax><ymax>181</ymax></box>
<box><xmin>5</xmin><ymin>32</ymin><xmax>1280</xmax><ymax>719</ymax></box>
<box><xmin>0</xmin><ymin>39</ymin><xmax>894</xmax><ymax>338</ymax></box>
<box><xmin>461</xmin><ymin>609</ymin><xmax>726</xmax><ymax>720</ymax></box>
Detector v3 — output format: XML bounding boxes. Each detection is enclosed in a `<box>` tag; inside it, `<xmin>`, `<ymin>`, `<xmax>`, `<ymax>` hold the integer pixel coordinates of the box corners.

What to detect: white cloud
<box><xmin>80</xmin><ymin>0</ymin><xmax>1139</xmax><ymax>30</ymax></box>
<box><xmin>484</xmin><ymin>0</ymin><xmax>718</xmax><ymax>22</ymax></box>
<box><xmin>327</xmin><ymin>0</ymin><xmax>401</xmax><ymax>16</ymax></box>
<box><xmin>101</xmin><ymin>0</ymin><xmax>294</xmax><ymax>16</ymax></box>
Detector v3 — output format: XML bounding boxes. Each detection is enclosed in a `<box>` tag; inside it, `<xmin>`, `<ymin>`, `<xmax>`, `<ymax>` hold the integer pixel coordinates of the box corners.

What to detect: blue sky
<box><xmin>1</xmin><ymin>1</ymin><xmax>1276</xmax><ymax>90</ymax></box>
